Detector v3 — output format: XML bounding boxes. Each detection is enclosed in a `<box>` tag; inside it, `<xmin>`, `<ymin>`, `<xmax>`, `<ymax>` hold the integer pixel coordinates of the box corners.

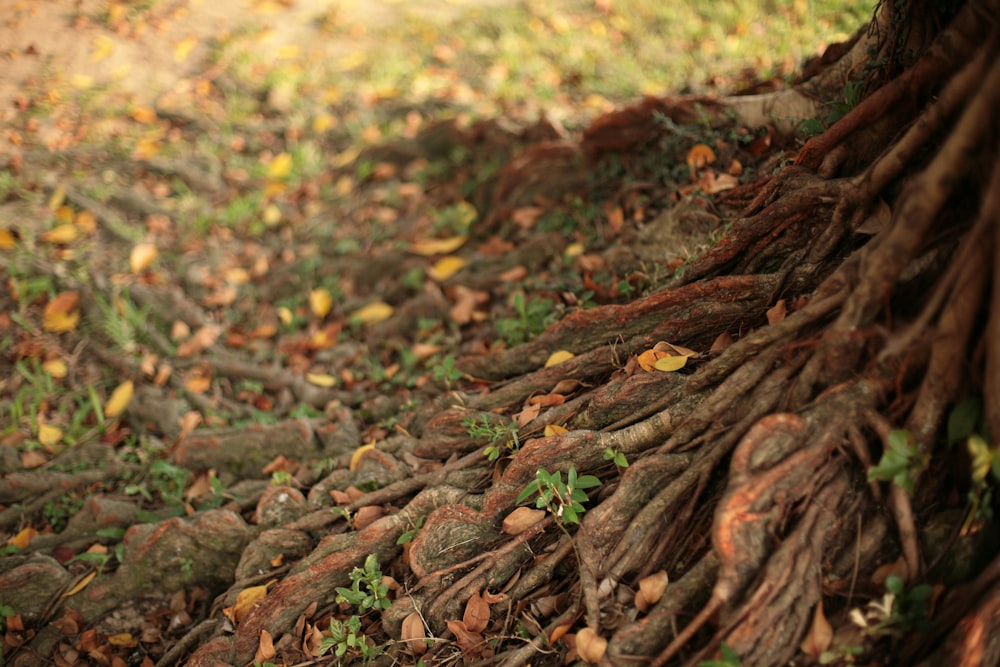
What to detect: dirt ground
<box><xmin>0</xmin><ymin>0</ymin><xmax>515</xmax><ymax>130</ymax></box>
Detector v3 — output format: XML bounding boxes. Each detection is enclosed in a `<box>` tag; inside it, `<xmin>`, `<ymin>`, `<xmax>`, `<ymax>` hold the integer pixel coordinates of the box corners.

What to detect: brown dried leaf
<box><xmin>446</xmin><ymin>619</ymin><xmax>484</xmax><ymax>658</ymax></box>
<box><xmin>550</xmin><ymin>378</ymin><xmax>584</xmax><ymax>395</ymax></box>
<box><xmin>800</xmin><ymin>602</ymin><xmax>834</xmax><ymax>657</ymax></box>
<box><xmin>502</xmin><ymin>506</ymin><xmax>546</xmax><ymax>535</ymax></box>
<box><xmin>766</xmin><ymin>299</ymin><xmax>787</xmax><ymax>325</ymax></box>
<box><xmin>352</xmin><ymin>505</ymin><xmax>386</xmax><ymax>530</ymax></box>
<box><xmin>176</xmin><ymin>324</ymin><xmax>221</xmax><ymax>357</ymax></box>
<box><xmin>528</xmin><ymin>393</ymin><xmax>565</xmax><ymax>407</ymax></box>
<box><xmin>254</xmin><ymin>629</ymin><xmax>276</xmax><ymax>663</ymax></box>
<box><xmin>401</xmin><ymin>611</ymin><xmax>427</xmax><ymax>655</ymax></box>
<box><xmin>463</xmin><ymin>592</ymin><xmax>491</xmax><ymax>633</ymax></box>
<box><xmin>635</xmin><ymin>570</ymin><xmax>668</xmax><ymax>613</ymax></box>
<box><xmin>710</xmin><ymin>332</ymin><xmax>734</xmax><ymax>356</ymax></box>
<box><xmin>575</xmin><ymin>627</ymin><xmax>608</xmax><ymax>664</ymax></box>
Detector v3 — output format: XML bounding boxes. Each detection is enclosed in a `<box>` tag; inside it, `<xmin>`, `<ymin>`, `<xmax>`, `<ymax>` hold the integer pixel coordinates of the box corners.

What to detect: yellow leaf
<box><xmin>63</xmin><ymin>570</ymin><xmax>97</xmax><ymax>598</ymax></box>
<box><xmin>350</xmin><ymin>442</ymin><xmax>376</xmax><ymax>471</ymax></box>
<box><xmin>262</xmin><ymin>203</ymin><xmax>282</xmax><ymax>226</ymax></box>
<box><xmin>408</xmin><ymin>235</ymin><xmax>466</xmax><ymax>256</ymax></box>
<box><xmin>0</xmin><ymin>228</ymin><xmax>16</xmax><ymax>248</ymax></box>
<box><xmin>130</xmin><ymin>243</ymin><xmax>158</xmax><ymax>273</ymax></box>
<box><xmin>544</xmin><ymin>350</ymin><xmax>574</xmax><ymax>367</ymax></box>
<box><xmin>75</xmin><ymin>210</ymin><xmax>97</xmax><ymax>235</ymax></box>
<box><xmin>968</xmin><ymin>435</ymin><xmax>992</xmax><ymax>483</ymax></box>
<box><xmin>91</xmin><ymin>34</ymin><xmax>114</xmax><ymax>62</ymax></box>
<box><xmin>352</xmin><ymin>301</ymin><xmax>394</xmax><ymax>324</ymax></box>
<box><xmin>185</xmin><ymin>376</ymin><xmax>211</xmax><ymax>393</ymax></box>
<box><xmin>277</xmin><ymin>306</ymin><xmax>293</xmax><ymax>326</ymax></box>
<box><xmin>309</xmin><ymin>288</ymin><xmax>333</xmax><ymax>318</ymax></box>
<box><xmin>312</xmin><ymin>114</ymin><xmax>336</xmax><ymax>133</ymax></box>
<box><xmin>71</xmin><ymin>74</ymin><xmax>94</xmax><ymax>90</ymax></box>
<box><xmin>40</xmin><ymin>224</ymin><xmax>79</xmax><ymax>244</ymax></box>
<box><xmin>428</xmin><ymin>256</ymin><xmax>466</xmax><ymax>281</ymax></box>
<box><xmin>544</xmin><ymin>424</ymin><xmax>569</xmax><ymax>436</ymax></box>
<box><xmin>654</xmin><ymin>355</ymin><xmax>688</xmax><ymax>372</ymax></box>
<box><xmin>565</xmin><ymin>242</ymin><xmax>585</xmax><ymax>257</ymax></box>
<box><xmin>42</xmin><ymin>359</ymin><xmax>68</xmax><ymax>378</ymax></box>
<box><xmin>277</xmin><ymin>44</ymin><xmax>300</xmax><ymax>59</ymax></box>
<box><xmin>227</xmin><ymin>584</ymin><xmax>270</xmax><ymax>623</ymax></box>
<box><xmin>105</xmin><ymin>380</ymin><xmax>134</xmax><ymax>417</ymax></box>
<box><xmin>267</xmin><ymin>152</ymin><xmax>293</xmax><ymax>179</ymax></box>
<box><xmin>49</xmin><ymin>185</ymin><xmax>66</xmax><ymax>210</ymax></box>
<box><xmin>38</xmin><ymin>422</ymin><xmax>63</xmax><ymax>446</ymax></box>
<box><xmin>305</xmin><ymin>373</ymin><xmax>336</xmax><ymax>388</ymax></box>
<box><xmin>43</xmin><ymin>291</ymin><xmax>81</xmax><ymax>333</ymax></box>
<box><xmin>173</xmin><ymin>36</ymin><xmax>198</xmax><ymax>63</ymax></box>
<box><xmin>107</xmin><ymin>633</ymin><xmax>138</xmax><ymax>648</ymax></box>
<box><xmin>686</xmin><ymin>143</ymin><xmax>717</xmax><ymax>170</ymax></box>
<box><xmin>131</xmin><ymin>106</ymin><xmax>158</xmax><ymax>124</ymax></box>
<box><xmin>10</xmin><ymin>526</ymin><xmax>39</xmax><ymax>549</ymax></box>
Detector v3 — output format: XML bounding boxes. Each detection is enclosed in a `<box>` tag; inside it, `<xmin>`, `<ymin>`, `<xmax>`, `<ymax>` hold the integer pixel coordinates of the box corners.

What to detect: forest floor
<box><xmin>0</xmin><ymin>1</ymin><xmax>882</xmax><ymax>666</ymax></box>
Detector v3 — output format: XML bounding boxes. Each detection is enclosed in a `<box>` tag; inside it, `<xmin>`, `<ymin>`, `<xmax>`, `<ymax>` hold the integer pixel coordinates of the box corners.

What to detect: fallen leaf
<box><xmin>549</xmin><ymin>623</ymin><xmax>572</xmax><ymax>645</ymax></box>
<box><xmin>800</xmin><ymin>602</ymin><xmax>834</xmax><ymax>657</ymax></box>
<box><xmin>565</xmin><ymin>242</ymin><xmax>585</xmax><ymax>257</ymax></box>
<box><xmin>710</xmin><ymin>332</ymin><xmax>734</xmax><ymax>356</ymax></box>
<box><xmin>529</xmin><ymin>393</ymin><xmax>565</xmax><ymax>407</ymax></box>
<box><xmin>173</xmin><ymin>36</ymin><xmax>198</xmax><ymax>63</ymax></box>
<box><xmin>463</xmin><ymin>592</ymin><xmax>490</xmax><ymax>633</ymax></box>
<box><xmin>225</xmin><ymin>585</ymin><xmax>270</xmax><ymax>624</ymax></box>
<box><xmin>43</xmin><ymin>291</ymin><xmax>81</xmax><ymax>332</ymax></box>
<box><xmin>511</xmin><ymin>206</ymin><xmax>544</xmax><ymax>229</ymax></box>
<box><xmin>107</xmin><ymin>633</ymin><xmax>137</xmax><ymax>648</ymax></box>
<box><xmin>686</xmin><ymin>143</ymin><xmax>716</xmax><ymax>170</ymax></box>
<box><xmin>21</xmin><ymin>449</ymin><xmax>48</xmax><ymax>469</ymax></box>
<box><xmin>62</xmin><ymin>571</ymin><xmax>97</xmax><ymax>598</ymax></box>
<box><xmin>104</xmin><ymin>380</ymin><xmax>134</xmax><ymax>417</ymax></box>
<box><xmin>634</xmin><ymin>570</ymin><xmax>668</xmax><ymax>613</ymax></box>
<box><xmin>544</xmin><ymin>424</ymin><xmax>569</xmax><ymax>436</ymax></box>
<box><xmin>766</xmin><ymin>299</ymin><xmax>787</xmax><ymax>325</ymax></box>
<box><xmin>185</xmin><ymin>375</ymin><xmax>211</xmax><ymax>393</ymax></box>
<box><xmin>576</xmin><ymin>627</ymin><xmax>608</xmax><ymax>664</ymax></box>
<box><xmin>128</xmin><ymin>243</ymin><xmax>157</xmax><ymax>273</ymax></box>
<box><xmin>254</xmin><ymin>629</ymin><xmax>276</xmax><ymax>663</ymax></box>
<box><xmin>636</xmin><ymin>349</ymin><xmax>661</xmax><ymax>372</ymax></box>
<box><xmin>38</xmin><ymin>423</ymin><xmax>63</xmax><ymax>447</ymax></box>
<box><xmin>429</xmin><ymin>256</ymin><xmax>466</xmax><ymax>281</ymax></box>
<box><xmin>409</xmin><ymin>235</ymin><xmax>466</xmax><ymax>256</ymax></box>
<box><xmin>502</xmin><ymin>507</ymin><xmax>546</xmax><ymax>535</ymax></box>
<box><xmin>353</xmin><ymin>505</ymin><xmax>386</xmax><ymax>530</ymax></box>
<box><xmin>42</xmin><ymin>359</ymin><xmax>68</xmax><ymax>378</ymax></box>
<box><xmin>350</xmin><ymin>442</ymin><xmax>376</xmax><ymax>471</ymax></box>
<box><xmin>0</xmin><ymin>228</ymin><xmax>16</xmax><ymax>248</ymax></box>
<box><xmin>176</xmin><ymin>324</ymin><xmax>221</xmax><ymax>357</ymax></box>
<box><xmin>267</xmin><ymin>152</ymin><xmax>293</xmax><ymax>179</ymax></box>
<box><xmin>445</xmin><ymin>620</ymin><xmax>484</xmax><ymax>658</ymax></box>
<box><xmin>544</xmin><ymin>350</ymin><xmax>574</xmax><ymax>367</ymax></box>
<box><xmin>551</xmin><ymin>379</ymin><xmax>585</xmax><ymax>394</ymax></box>
<box><xmin>352</xmin><ymin>301</ymin><xmax>394</xmax><ymax>324</ymax></box>
<box><xmin>10</xmin><ymin>526</ymin><xmax>39</xmax><ymax>549</ymax></box>
<box><xmin>654</xmin><ymin>355</ymin><xmax>688</xmax><ymax>372</ymax></box>
<box><xmin>401</xmin><ymin>611</ymin><xmax>427</xmax><ymax>655</ymax></box>
<box><xmin>305</xmin><ymin>373</ymin><xmax>336</xmax><ymax>388</ymax></box>
<box><xmin>40</xmin><ymin>223</ymin><xmax>79</xmax><ymax>245</ymax></box>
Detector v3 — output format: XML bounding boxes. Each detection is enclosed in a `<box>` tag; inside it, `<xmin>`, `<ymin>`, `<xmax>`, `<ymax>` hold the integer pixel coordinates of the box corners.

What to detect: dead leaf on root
<box><xmin>463</xmin><ymin>591</ymin><xmax>490</xmax><ymax>633</ymax></box>
<box><xmin>502</xmin><ymin>506</ymin><xmax>546</xmax><ymax>535</ymax></box>
<box><xmin>401</xmin><ymin>611</ymin><xmax>427</xmax><ymax>655</ymax></box>
<box><xmin>576</xmin><ymin>627</ymin><xmax>608</xmax><ymax>663</ymax></box>
<box><xmin>446</xmin><ymin>619</ymin><xmax>484</xmax><ymax>658</ymax></box>
<box><xmin>800</xmin><ymin>602</ymin><xmax>834</xmax><ymax>657</ymax></box>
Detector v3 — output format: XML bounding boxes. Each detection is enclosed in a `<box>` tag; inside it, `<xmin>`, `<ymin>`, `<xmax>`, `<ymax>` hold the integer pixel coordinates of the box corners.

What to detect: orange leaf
<box><xmin>10</xmin><ymin>526</ymin><xmax>39</xmax><ymax>549</ymax></box>
<box><xmin>543</xmin><ymin>423</ymin><xmax>569</xmax><ymax>436</ymax></box>
<box><xmin>176</xmin><ymin>324</ymin><xmax>221</xmax><ymax>357</ymax></box>
<box><xmin>63</xmin><ymin>571</ymin><xmax>97</xmax><ymax>598</ymax></box>
<box><xmin>104</xmin><ymin>380</ymin><xmax>134</xmax><ymax>418</ymax></box>
<box><xmin>686</xmin><ymin>143</ymin><xmax>716</xmax><ymax>170</ymax></box>
<box><xmin>40</xmin><ymin>224</ymin><xmax>79</xmax><ymax>244</ymax></box>
<box><xmin>429</xmin><ymin>256</ymin><xmax>466</xmax><ymax>282</ymax></box>
<box><xmin>463</xmin><ymin>592</ymin><xmax>490</xmax><ymax>633</ymax></box>
<box><xmin>255</xmin><ymin>629</ymin><xmax>276</xmax><ymax>663</ymax></box>
<box><xmin>130</xmin><ymin>243</ymin><xmax>158</xmax><ymax>273</ymax></box>
<box><xmin>43</xmin><ymin>291</ymin><xmax>81</xmax><ymax>333</ymax></box>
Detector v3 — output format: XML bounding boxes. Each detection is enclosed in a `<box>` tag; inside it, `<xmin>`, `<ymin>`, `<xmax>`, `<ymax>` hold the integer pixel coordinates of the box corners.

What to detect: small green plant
<box><xmin>464</xmin><ymin>415</ymin><xmax>521</xmax><ymax>461</ymax></box>
<box><xmin>603</xmin><ymin>447</ymin><xmax>629</xmax><ymax>469</ymax></box>
<box><xmin>867</xmin><ymin>430</ymin><xmax>929</xmax><ymax>492</ymax></box>
<box><xmin>495</xmin><ymin>292</ymin><xmax>559</xmax><ymax>346</ymax></box>
<box><xmin>818</xmin><ymin>642</ymin><xmax>865</xmax><ymax>664</ymax></box>
<box><xmin>397</xmin><ymin>516</ymin><xmax>425</xmax><ymax>545</ymax></box>
<box><xmin>431</xmin><ymin>355</ymin><xmax>464</xmax><ymax>389</ymax></box>
<box><xmin>318</xmin><ymin>554</ymin><xmax>392</xmax><ymax>664</ymax></box>
<box><xmin>270</xmin><ymin>470</ymin><xmax>293</xmax><ymax>486</ymax></box>
<box><xmin>335</xmin><ymin>553</ymin><xmax>392</xmax><ymax>614</ymax></box>
<box><xmin>319</xmin><ymin>614</ymin><xmax>382</xmax><ymax>664</ymax></box>
<box><xmin>516</xmin><ymin>466</ymin><xmax>602</xmax><ymax>526</ymax></box>
<box><xmin>698</xmin><ymin>642</ymin><xmax>742</xmax><ymax>666</ymax></box>
<box><xmin>947</xmin><ymin>397</ymin><xmax>998</xmax><ymax>525</ymax></box>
